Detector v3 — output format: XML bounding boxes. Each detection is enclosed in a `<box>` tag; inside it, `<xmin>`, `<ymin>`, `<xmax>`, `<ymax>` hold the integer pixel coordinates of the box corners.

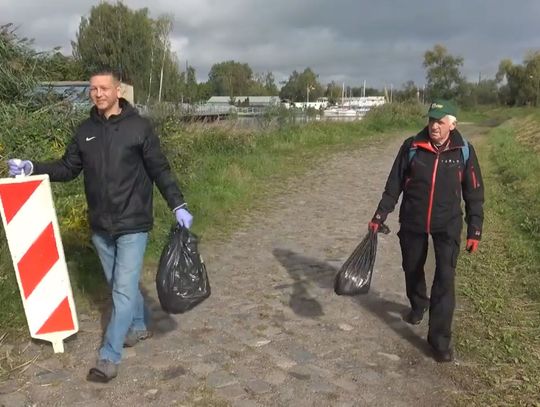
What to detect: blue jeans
<box><xmin>91</xmin><ymin>232</ymin><xmax>149</xmax><ymax>363</ymax></box>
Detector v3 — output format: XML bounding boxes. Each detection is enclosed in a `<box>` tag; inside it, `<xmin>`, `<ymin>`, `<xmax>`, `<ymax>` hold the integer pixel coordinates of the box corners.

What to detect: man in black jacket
<box><xmin>368</xmin><ymin>99</ymin><xmax>484</xmax><ymax>362</ymax></box>
<box><xmin>8</xmin><ymin>70</ymin><xmax>193</xmax><ymax>382</ymax></box>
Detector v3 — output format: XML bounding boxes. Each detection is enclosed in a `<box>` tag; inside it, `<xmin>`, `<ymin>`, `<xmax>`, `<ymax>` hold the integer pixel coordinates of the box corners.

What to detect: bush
<box><xmin>362</xmin><ymin>101</ymin><xmax>426</xmax><ymax>132</ymax></box>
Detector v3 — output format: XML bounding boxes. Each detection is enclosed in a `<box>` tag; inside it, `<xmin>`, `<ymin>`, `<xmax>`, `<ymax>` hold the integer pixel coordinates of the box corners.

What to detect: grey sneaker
<box><xmin>124</xmin><ymin>329</ymin><xmax>153</xmax><ymax>347</ymax></box>
<box><xmin>87</xmin><ymin>359</ymin><xmax>118</xmax><ymax>383</ymax></box>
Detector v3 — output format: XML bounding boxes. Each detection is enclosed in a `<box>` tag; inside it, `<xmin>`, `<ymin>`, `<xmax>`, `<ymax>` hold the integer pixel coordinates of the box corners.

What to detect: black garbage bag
<box><xmin>156</xmin><ymin>225</ymin><xmax>210</xmax><ymax>313</ymax></box>
<box><xmin>334</xmin><ymin>223</ymin><xmax>390</xmax><ymax>296</ymax></box>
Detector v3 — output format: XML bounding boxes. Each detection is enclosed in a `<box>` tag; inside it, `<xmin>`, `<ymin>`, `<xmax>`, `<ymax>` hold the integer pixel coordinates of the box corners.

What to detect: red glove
<box><xmin>466</xmin><ymin>239</ymin><xmax>479</xmax><ymax>253</ymax></box>
<box><xmin>368</xmin><ymin>221</ymin><xmax>379</xmax><ymax>233</ymax></box>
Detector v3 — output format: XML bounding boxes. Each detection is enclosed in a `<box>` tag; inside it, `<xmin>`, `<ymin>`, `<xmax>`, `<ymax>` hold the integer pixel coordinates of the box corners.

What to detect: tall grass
<box><xmin>454</xmin><ymin>114</ymin><xmax>540</xmax><ymax>406</ymax></box>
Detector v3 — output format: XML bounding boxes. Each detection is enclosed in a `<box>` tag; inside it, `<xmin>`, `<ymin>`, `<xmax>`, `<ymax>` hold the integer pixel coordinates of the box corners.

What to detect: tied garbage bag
<box><xmin>334</xmin><ymin>224</ymin><xmax>390</xmax><ymax>296</ymax></box>
<box><xmin>156</xmin><ymin>225</ymin><xmax>210</xmax><ymax>313</ymax></box>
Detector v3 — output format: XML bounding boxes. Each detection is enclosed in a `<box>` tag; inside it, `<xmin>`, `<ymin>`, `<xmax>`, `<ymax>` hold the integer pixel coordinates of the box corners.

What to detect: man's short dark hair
<box><xmin>89</xmin><ymin>68</ymin><xmax>122</xmax><ymax>83</ymax></box>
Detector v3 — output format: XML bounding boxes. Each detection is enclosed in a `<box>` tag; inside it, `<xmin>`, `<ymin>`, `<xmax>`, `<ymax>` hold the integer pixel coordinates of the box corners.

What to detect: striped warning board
<box><xmin>0</xmin><ymin>174</ymin><xmax>78</xmax><ymax>352</ymax></box>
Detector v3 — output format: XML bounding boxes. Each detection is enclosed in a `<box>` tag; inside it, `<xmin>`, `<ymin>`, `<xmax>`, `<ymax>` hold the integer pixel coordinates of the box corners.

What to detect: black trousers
<box><xmin>398</xmin><ymin>229</ymin><xmax>460</xmax><ymax>351</ymax></box>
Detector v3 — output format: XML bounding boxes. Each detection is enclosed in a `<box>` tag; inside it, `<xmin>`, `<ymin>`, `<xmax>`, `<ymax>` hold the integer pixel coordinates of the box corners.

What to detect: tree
<box><xmin>249</xmin><ymin>71</ymin><xmax>279</xmax><ymax>96</ymax></box>
<box><xmin>178</xmin><ymin>65</ymin><xmax>199</xmax><ymax>103</ymax></box>
<box><xmin>523</xmin><ymin>51</ymin><xmax>540</xmax><ymax>106</ymax></box>
<box><xmin>73</xmin><ymin>2</ymin><xmax>152</xmax><ymax>97</ymax></box>
<box><xmin>40</xmin><ymin>51</ymin><xmax>85</xmax><ymax>81</ymax></box>
<box><xmin>207</xmin><ymin>61</ymin><xmax>255</xmax><ymax>97</ymax></box>
<box><xmin>262</xmin><ymin>71</ymin><xmax>279</xmax><ymax>95</ymax></box>
<box><xmin>155</xmin><ymin>14</ymin><xmax>173</xmax><ymax>102</ymax></box>
<box><xmin>72</xmin><ymin>2</ymin><xmax>183</xmax><ymax>103</ymax></box>
<box><xmin>394</xmin><ymin>81</ymin><xmax>420</xmax><ymax>103</ymax></box>
<box><xmin>196</xmin><ymin>81</ymin><xmax>212</xmax><ymax>102</ymax></box>
<box><xmin>279</xmin><ymin>68</ymin><xmax>323</xmax><ymax>102</ymax></box>
<box><xmin>423</xmin><ymin>44</ymin><xmax>465</xmax><ymax>100</ymax></box>
<box><xmin>324</xmin><ymin>81</ymin><xmax>342</xmax><ymax>104</ymax></box>
<box><xmin>496</xmin><ymin>51</ymin><xmax>540</xmax><ymax>106</ymax></box>
<box><xmin>0</xmin><ymin>23</ymin><xmax>44</xmax><ymax>102</ymax></box>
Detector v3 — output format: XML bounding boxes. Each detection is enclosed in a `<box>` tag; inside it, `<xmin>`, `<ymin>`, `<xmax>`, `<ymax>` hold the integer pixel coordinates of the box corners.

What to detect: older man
<box><xmin>368</xmin><ymin>99</ymin><xmax>484</xmax><ymax>362</ymax></box>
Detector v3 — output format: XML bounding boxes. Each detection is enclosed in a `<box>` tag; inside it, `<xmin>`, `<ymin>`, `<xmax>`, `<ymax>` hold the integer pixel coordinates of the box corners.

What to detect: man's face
<box><xmin>428</xmin><ymin>116</ymin><xmax>456</xmax><ymax>145</ymax></box>
<box><xmin>89</xmin><ymin>74</ymin><xmax>121</xmax><ymax>113</ymax></box>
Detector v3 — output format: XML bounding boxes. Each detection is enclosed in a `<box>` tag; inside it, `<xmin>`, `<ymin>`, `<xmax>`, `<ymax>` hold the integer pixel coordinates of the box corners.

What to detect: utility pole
<box><xmin>306</xmin><ymin>84</ymin><xmax>314</xmax><ymax>108</ymax></box>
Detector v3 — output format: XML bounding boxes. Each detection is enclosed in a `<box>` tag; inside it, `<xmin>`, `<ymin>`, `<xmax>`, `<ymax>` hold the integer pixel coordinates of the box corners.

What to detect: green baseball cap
<box><xmin>427</xmin><ymin>99</ymin><xmax>458</xmax><ymax>119</ymax></box>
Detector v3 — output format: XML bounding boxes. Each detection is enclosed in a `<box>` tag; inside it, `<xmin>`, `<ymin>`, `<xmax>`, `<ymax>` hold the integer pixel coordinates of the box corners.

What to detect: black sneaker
<box><xmin>403</xmin><ymin>307</ymin><xmax>427</xmax><ymax>325</ymax></box>
<box><xmin>432</xmin><ymin>348</ymin><xmax>454</xmax><ymax>363</ymax></box>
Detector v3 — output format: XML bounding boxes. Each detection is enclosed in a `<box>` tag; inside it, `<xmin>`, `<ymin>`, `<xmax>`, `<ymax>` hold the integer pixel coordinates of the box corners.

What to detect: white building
<box><xmin>207</xmin><ymin>96</ymin><xmax>281</xmax><ymax>107</ymax></box>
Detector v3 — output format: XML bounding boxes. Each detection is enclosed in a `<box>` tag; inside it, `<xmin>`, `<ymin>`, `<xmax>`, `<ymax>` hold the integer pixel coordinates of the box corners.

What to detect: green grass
<box><xmin>453</xmin><ymin>114</ymin><xmax>540</xmax><ymax>406</ymax></box>
<box><xmin>148</xmin><ymin>120</ymin><xmax>405</xmax><ymax>253</ymax></box>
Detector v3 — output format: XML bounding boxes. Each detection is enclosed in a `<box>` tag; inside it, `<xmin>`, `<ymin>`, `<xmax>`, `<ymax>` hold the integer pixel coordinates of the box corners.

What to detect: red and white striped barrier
<box><xmin>0</xmin><ymin>175</ymin><xmax>78</xmax><ymax>353</ymax></box>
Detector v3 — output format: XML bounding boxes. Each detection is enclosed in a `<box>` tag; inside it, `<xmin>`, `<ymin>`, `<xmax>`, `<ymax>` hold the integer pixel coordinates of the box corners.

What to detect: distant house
<box><xmin>207</xmin><ymin>96</ymin><xmax>281</xmax><ymax>107</ymax></box>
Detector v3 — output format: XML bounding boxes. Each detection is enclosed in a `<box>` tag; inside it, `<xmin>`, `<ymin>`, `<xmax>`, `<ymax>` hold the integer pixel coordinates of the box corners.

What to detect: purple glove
<box><xmin>175</xmin><ymin>207</ymin><xmax>193</xmax><ymax>229</ymax></box>
<box><xmin>7</xmin><ymin>159</ymin><xmax>33</xmax><ymax>176</ymax></box>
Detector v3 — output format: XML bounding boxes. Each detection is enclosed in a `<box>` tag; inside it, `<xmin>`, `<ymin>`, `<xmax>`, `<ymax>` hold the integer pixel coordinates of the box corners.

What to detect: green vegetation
<box><xmin>454</xmin><ymin>113</ymin><xmax>540</xmax><ymax>406</ymax></box>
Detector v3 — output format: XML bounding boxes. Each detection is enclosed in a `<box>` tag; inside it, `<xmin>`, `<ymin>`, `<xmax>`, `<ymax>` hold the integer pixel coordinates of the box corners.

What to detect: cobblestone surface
<box><xmin>0</xmin><ymin>135</ymin><xmax>461</xmax><ymax>406</ymax></box>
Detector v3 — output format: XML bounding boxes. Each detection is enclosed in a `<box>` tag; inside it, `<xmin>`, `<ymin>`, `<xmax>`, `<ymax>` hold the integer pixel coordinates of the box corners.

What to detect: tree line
<box><xmin>2</xmin><ymin>1</ymin><xmax>540</xmax><ymax>107</ymax></box>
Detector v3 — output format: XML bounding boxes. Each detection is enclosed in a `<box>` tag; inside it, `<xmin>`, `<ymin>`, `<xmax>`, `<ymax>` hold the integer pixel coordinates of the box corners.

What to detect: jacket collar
<box><xmin>90</xmin><ymin>98</ymin><xmax>135</xmax><ymax>124</ymax></box>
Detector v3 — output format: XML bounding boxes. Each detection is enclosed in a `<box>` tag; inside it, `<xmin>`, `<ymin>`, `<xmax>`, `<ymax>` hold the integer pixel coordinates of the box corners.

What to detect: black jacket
<box><xmin>373</xmin><ymin>127</ymin><xmax>484</xmax><ymax>239</ymax></box>
<box><xmin>34</xmin><ymin>99</ymin><xmax>185</xmax><ymax>236</ymax></box>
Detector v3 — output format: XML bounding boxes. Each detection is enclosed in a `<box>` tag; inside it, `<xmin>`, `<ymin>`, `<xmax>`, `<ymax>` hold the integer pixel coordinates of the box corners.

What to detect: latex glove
<box><xmin>7</xmin><ymin>159</ymin><xmax>33</xmax><ymax>176</ymax></box>
<box><xmin>368</xmin><ymin>221</ymin><xmax>380</xmax><ymax>233</ymax></box>
<box><xmin>466</xmin><ymin>239</ymin><xmax>479</xmax><ymax>253</ymax></box>
<box><xmin>175</xmin><ymin>208</ymin><xmax>193</xmax><ymax>229</ymax></box>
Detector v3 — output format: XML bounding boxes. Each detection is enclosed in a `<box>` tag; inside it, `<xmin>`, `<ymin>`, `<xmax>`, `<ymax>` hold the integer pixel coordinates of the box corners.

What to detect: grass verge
<box><xmin>453</xmin><ymin>113</ymin><xmax>540</xmax><ymax>406</ymax></box>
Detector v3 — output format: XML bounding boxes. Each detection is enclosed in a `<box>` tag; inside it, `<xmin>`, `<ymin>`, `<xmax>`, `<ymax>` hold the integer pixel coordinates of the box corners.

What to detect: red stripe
<box><xmin>17</xmin><ymin>223</ymin><xmax>59</xmax><ymax>299</ymax></box>
<box><xmin>36</xmin><ymin>297</ymin><xmax>75</xmax><ymax>334</ymax></box>
<box><xmin>426</xmin><ymin>155</ymin><xmax>440</xmax><ymax>232</ymax></box>
<box><xmin>472</xmin><ymin>168</ymin><xmax>478</xmax><ymax>188</ymax></box>
<box><xmin>0</xmin><ymin>180</ymin><xmax>42</xmax><ymax>223</ymax></box>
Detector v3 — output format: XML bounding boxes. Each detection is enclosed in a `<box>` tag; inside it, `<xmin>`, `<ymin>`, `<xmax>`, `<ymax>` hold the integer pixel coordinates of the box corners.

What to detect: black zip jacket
<box><xmin>373</xmin><ymin>127</ymin><xmax>484</xmax><ymax>240</ymax></box>
<box><xmin>34</xmin><ymin>99</ymin><xmax>185</xmax><ymax>236</ymax></box>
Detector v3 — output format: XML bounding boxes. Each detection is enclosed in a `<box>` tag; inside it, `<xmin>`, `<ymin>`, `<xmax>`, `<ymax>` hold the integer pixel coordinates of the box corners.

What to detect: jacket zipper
<box><xmin>426</xmin><ymin>152</ymin><xmax>440</xmax><ymax>233</ymax></box>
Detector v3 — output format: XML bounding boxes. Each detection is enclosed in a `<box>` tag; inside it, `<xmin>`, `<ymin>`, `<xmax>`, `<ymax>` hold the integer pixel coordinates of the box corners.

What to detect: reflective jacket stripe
<box><xmin>426</xmin><ymin>153</ymin><xmax>440</xmax><ymax>232</ymax></box>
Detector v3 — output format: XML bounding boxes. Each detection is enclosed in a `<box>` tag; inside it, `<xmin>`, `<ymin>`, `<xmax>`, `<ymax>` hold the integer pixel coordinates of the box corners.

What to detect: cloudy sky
<box><xmin>2</xmin><ymin>0</ymin><xmax>539</xmax><ymax>89</ymax></box>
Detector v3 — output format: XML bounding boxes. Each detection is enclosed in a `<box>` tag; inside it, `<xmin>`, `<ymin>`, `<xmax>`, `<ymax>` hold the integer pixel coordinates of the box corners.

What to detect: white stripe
<box><xmin>6</xmin><ymin>180</ymin><xmax>56</xmax><ymax>262</ymax></box>
<box><xmin>25</xmin><ymin>260</ymin><xmax>71</xmax><ymax>335</ymax></box>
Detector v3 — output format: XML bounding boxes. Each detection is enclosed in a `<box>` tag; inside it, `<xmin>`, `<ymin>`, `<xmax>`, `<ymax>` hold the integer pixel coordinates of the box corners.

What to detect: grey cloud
<box><xmin>1</xmin><ymin>0</ymin><xmax>539</xmax><ymax>88</ymax></box>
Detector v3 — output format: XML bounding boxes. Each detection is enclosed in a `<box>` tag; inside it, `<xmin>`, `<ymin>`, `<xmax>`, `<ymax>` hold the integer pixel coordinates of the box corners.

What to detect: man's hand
<box><xmin>7</xmin><ymin>159</ymin><xmax>33</xmax><ymax>176</ymax></box>
<box><xmin>175</xmin><ymin>208</ymin><xmax>193</xmax><ymax>229</ymax></box>
<box><xmin>466</xmin><ymin>239</ymin><xmax>479</xmax><ymax>253</ymax></box>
